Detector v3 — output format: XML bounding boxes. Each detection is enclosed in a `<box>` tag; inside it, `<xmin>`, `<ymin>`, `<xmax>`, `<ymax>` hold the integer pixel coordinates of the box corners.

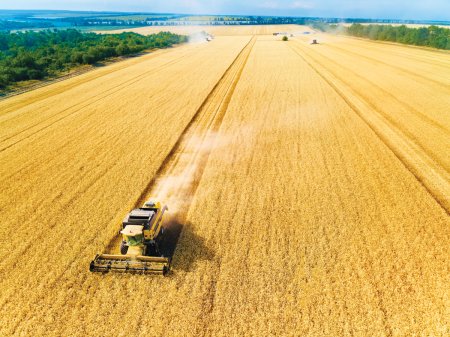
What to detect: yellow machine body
<box><xmin>90</xmin><ymin>199</ymin><xmax>170</xmax><ymax>275</ymax></box>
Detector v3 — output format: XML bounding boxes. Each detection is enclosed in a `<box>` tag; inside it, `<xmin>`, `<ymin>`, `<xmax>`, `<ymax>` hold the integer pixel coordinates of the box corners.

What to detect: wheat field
<box><xmin>98</xmin><ymin>24</ymin><xmax>309</xmax><ymax>36</ymax></box>
<box><xmin>0</xmin><ymin>27</ymin><xmax>449</xmax><ymax>336</ymax></box>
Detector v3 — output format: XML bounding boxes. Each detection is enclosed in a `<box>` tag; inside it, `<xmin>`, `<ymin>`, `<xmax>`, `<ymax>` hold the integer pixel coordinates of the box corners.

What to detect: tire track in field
<box><xmin>342</xmin><ymin>36</ymin><xmax>450</xmax><ymax>67</ymax></box>
<box><xmin>0</xmin><ymin>50</ymin><xmax>193</xmax><ymax>152</ymax></box>
<box><xmin>288</xmin><ymin>42</ymin><xmax>392</xmax><ymax>337</ymax></box>
<box><xmin>105</xmin><ymin>35</ymin><xmax>256</xmax><ymax>255</ymax></box>
<box><xmin>289</xmin><ymin>40</ymin><xmax>450</xmax><ymax>159</ymax></box>
<box><xmin>322</xmin><ymin>41</ymin><xmax>450</xmax><ymax>90</ymax></box>
<box><xmin>287</xmin><ymin>42</ymin><xmax>450</xmax><ymax>215</ymax></box>
<box><xmin>290</xmin><ymin>40</ymin><xmax>449</xmax><ymax>138</ymax></box>
<box><xmin>105</xmin><ymin>36</ymin><xmax>255</xmax><ymax>337</ymax></box>
<box><xmin>138</xmin><ymin>34</ymin><xmax>254</xmax><ymax>336</ymax></box>
<box><xmin>2</xmin><ymin>36</ymin><xmax>256</xmax><ymax>337</ymax></box>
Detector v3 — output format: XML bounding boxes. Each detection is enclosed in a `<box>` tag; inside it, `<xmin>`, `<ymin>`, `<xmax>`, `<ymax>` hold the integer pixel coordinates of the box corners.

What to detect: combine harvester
<box><xmin>90</xmin><ymin>200</ymin><xmax>170</xmax><ymax>275</ymax></box>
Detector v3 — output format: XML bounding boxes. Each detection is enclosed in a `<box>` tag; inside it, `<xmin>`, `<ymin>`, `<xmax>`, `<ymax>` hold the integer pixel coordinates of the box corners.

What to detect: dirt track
<box><xmin>0</xmin><ymin>29</ymin><xmax>449</xmax><ymax>336</ymax></box>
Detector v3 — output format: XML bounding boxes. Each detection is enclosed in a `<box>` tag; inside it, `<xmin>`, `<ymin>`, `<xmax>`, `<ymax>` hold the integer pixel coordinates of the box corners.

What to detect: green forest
<box><xmin>0</xmin><ymin>29</ymin><xmax>187</xmax><ymax>88</ymax></box>
<box><xmin>346</xmin><ymin>24</ymin><xmax>449</xmax><ymax>49</ymax></box>
<box><xmin>0</xmin><ymin>20</ymin><xmax>53</xmax><ymax>30</ymax></box>
<box><xmin>313</xmin><ymin>23</ymin><xmax>449</xmax><ymax>49</ymax></box>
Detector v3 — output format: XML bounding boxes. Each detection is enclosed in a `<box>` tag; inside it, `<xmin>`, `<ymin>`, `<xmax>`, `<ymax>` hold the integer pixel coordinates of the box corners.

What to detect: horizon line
<box><xmin>0</xmin><ymin>9</ymin><xmax>449</xmax><ymax>23</ymax></box>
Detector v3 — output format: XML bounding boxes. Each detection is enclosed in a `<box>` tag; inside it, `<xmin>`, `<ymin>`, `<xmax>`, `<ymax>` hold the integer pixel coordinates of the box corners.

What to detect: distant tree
<box><xmin>71</xmin><ymin>52</ymin><xmax>84</xmax><ymax>64</ymax></box>
<box><xmin>282</xmin><ymin>35</ymin><xmax>288</xmax><ymax>41</ymax></box>
<box><xmin>0</xmin><ymin>30</ymin><xmax>187</xmax><ymax>89</ymax></box>
<box><xmin>81</xmin><ymin>53</ymin><xmax>97</xmax><ymax>65</ymax></box>
<box><xmin>318</xmin><ymin>23</ymin><xmax>449</xmax><ymax>50</ymax></box>
<box><xmin>115</xmin><ymin>43</ymin><xmax>131</xmax><ymax>55</ymax></box>
<box><xmin>0</xmin><ymin>73</ymin><xmax>8</xmax><ymax>88</ymax></box>
<box><xmin>0</xmin><ymin>34</ymin><xmax>8</xmax><ymax>50</ymax></box>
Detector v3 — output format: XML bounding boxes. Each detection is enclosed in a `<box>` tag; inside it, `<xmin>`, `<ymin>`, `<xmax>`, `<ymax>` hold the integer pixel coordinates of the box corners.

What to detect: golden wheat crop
<box><xmin>98</xmin><ymin>24</ymin><xmax>310</xmax><ymax>36</ymax></box>
<box><xmin>0</xmin><ymin>28</ymin><xmax>449</xmax><ymax>337</ymax></box>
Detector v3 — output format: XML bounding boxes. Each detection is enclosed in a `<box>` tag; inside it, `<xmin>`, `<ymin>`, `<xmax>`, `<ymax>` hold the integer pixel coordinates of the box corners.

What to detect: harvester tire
<box><xmin>120</xmin><ymin>241</ymin><xmax>128</xmax><ymax>255</ymax></box>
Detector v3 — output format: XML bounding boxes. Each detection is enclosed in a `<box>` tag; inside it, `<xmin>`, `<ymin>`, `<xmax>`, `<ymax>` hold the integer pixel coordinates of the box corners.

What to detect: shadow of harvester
<box><xmin>160</xmin><ymin>218</ymin><xmax>214</xmax><ymax>273</ymax></box>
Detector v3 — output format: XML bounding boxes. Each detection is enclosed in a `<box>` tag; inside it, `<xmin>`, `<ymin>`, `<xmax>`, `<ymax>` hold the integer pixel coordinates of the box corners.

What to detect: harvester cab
<box><xmin>90</xmin><ymin>199</ymin><xmax>170</xmax><ymax>275</ymax></box>
<box><xmin>120</xmin><ymin>201</ymin><xmax>167</xmax><ymax>255</ymax></box>
<box><xmin>120</xmin><ymin>224</ymin><xmax>145</xmax><ymax>255</ymax></box>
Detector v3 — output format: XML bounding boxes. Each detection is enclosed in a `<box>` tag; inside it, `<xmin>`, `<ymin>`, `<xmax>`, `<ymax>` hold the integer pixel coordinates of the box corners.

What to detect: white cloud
<box><xmin>260</xmin><ymin>1</ymin><xmax>281</xmax><ymax>9</ymax></box>
<box><xmin>290</xmin><ymin>1</ymin><xmax>314</xmax><ymax>9</ymax></box>
<box><xmin>259</xmin><ymin>1</ymin><xmax>314</xmax><ymax>10</ymax></box>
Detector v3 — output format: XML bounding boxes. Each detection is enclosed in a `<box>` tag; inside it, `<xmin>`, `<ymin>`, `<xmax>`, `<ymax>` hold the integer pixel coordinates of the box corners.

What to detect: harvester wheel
<box><xmin>120</xmin><ymin>241</ymin><xmax>128</xmax><ymax>255</ymax></box>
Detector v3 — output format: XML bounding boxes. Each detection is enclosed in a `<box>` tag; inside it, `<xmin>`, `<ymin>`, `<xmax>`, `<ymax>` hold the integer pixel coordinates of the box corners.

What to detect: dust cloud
<box><xmin>188</xmin><ymin>31</ymin><xmax>210</xmax><ymax>44</ymax></box>
<box><xmin>151</xmin><ymin>131</ymin><xmax>231</xmax><ymax>214</ymax></box>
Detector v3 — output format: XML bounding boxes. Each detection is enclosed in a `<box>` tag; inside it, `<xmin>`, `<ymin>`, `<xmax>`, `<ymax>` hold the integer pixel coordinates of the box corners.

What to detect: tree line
<box><xmin>347</xmin><ymin>24</ymin><xmax>449</xmax><ymax>49</ymax></box>
<box><xmin>0</xmin><ymin>19</ymin><xmax>53</xmax><ymax>31</ymax></box>
<box><xmin>0</xmin><ymin>29</ymin><xmax>187</xmax><ymax>89</ymax></box>
<box><xmin>313</xmin><ymin>23</ymin><xmax>449</xmax><ymax>50</ymax></box>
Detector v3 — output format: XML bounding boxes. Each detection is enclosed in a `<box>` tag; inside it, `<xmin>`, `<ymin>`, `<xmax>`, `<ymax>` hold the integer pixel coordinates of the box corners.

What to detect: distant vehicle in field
<box><xmin>311</xmin><ymin>39</ymin><xmax>318</xmax><ymax>44</ymax></box>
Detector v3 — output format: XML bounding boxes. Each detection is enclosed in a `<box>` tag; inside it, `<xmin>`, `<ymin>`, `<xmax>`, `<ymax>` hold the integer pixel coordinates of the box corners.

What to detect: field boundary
<box><xmin>0</xmin><ymin>48</ymin><xmax>171</xmax><ymax>103</ymax></box>
<box><xmin>0</xmin><ymin>48</ymin><xmax>194</xmax><ymax>153</ymax></box>
<box><xmin>288</xmin><ymin>41</ymin><xmax>450</xmax><ymax>215</ymax></box>
<box><xmin>0</xmin><ymin>46</ymin><xmax>185</xmax><ymax>116</ymax></box>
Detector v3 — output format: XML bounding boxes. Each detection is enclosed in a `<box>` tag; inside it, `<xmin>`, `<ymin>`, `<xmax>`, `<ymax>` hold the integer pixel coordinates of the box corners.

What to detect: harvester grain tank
<box><xmin>90</xmin><ymin>199</ymin><xmax>170</xmax><ymax>275</ymax></box>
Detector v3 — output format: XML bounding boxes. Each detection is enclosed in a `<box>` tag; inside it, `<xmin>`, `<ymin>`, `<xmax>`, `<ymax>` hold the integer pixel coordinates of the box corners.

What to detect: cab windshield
<box><xmin>125</xmin><ymin>234</ymin><xmax>143</xmax><ymax>246</ymax></box>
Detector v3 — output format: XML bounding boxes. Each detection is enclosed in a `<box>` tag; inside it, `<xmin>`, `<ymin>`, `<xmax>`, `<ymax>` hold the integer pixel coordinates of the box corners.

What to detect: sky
<box><xmin>0</xmin><ymin>0</ymin><xmax>449</xmax><ymax>21</ymax></box>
